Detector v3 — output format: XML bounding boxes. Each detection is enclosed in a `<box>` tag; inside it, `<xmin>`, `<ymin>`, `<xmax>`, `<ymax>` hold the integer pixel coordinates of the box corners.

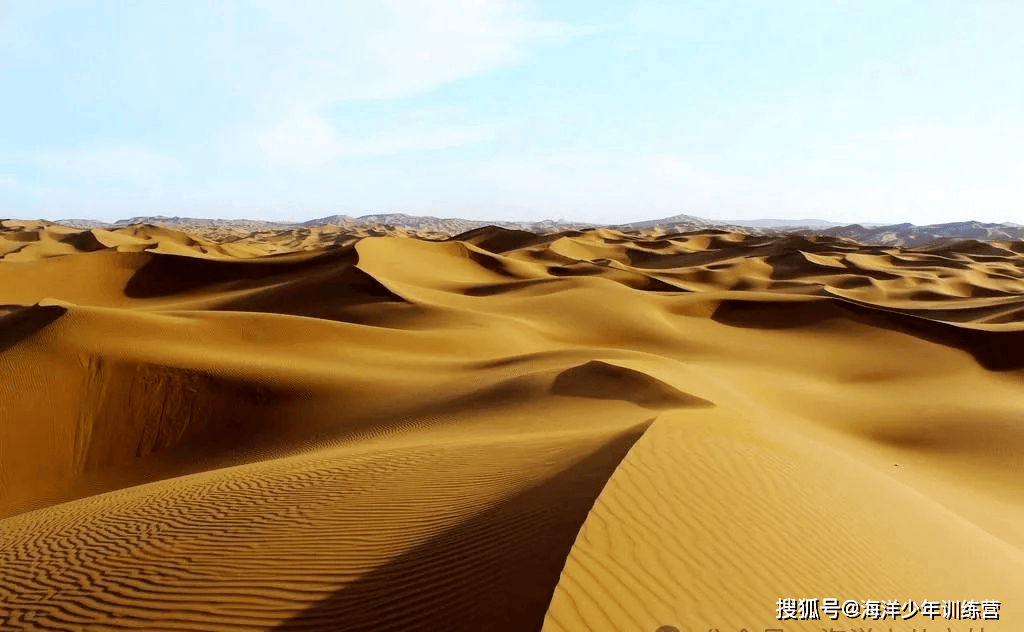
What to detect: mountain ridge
<box><xmin>41</xmin><ymin>213</ymin><xmax>1024</xmax><ymax>247</ymax></box>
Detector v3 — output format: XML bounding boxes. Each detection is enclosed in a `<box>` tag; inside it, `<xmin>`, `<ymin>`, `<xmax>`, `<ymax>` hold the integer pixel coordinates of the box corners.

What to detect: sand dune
<box><xmin>2</xmin><ymin>219</ymin><xmax>1024</xmax><ymax>630</ymax></box>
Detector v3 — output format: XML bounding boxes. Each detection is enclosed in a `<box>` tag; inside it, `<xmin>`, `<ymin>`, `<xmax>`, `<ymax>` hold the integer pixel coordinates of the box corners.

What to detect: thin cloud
<box><xmin>201</xmin><ymin>0</ymin><xmax>581</xmax><ymax>167</ymax></box>
<box><xmin>249</xmin><ymin>108</ymin><xmax>504</xmax><ymax>168</ymax></box>
<box><xmin>8</xmin><ymin>145</ymin><xmax>177</xmax><ymax>185</ymax></box>
<box><xmin>199</xmin><ymin>0</ymin><xmax>579</xmax><ymax>108</ymax></box>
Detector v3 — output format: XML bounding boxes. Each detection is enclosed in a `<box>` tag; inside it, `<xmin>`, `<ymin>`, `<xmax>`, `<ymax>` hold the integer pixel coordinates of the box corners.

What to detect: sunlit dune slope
<box><xmin>3</xmin><ymin>218</ymin><xmax>1024</xmax><ymax>631</ymax></box>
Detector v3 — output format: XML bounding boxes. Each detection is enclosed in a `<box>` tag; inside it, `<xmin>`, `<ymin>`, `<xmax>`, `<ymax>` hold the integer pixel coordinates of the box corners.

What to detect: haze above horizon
<box><xmin>1</xmin><ymin>1</ymin><xmax>1022</xmax><ymax>226</ymax></box>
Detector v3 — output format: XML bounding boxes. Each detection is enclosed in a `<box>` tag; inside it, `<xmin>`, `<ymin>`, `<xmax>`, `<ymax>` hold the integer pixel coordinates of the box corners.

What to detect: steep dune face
<box><xmin>3</xmin><ymin>221</ymin><xmax>1024</xmax><ymax>630</ymax></box>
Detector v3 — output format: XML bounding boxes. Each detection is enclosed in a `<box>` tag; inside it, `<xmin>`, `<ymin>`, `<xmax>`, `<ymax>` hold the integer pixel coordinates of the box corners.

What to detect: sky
<box><xmin>1</xmin><ymin>0</ymin><xmax>1022</xmax><ymax>225</ymax></box>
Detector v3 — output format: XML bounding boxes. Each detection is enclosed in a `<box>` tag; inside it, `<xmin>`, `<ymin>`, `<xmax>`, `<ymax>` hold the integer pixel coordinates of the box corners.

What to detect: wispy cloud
<box><xmin>220</xmin><ymin>1</ymin><xmax>577</xmax><ymax>166</ymax></box>
<box><xmin>121</xmin><ymin>0</ymin><xmax>580</xmax><ymax>169</ymax></box>
<box><xmin>3</xmin><ymin>1</ymin><xmax>581</xmax><ymax>168</ymax></box>
<box><xmin>249</xmin><ymin>108</ymin><xmax>502</xmax><ymax>168</ymax></box>
<box><xmin>201</xmin><ymin>0</ymin><xmax>578</xmax><ymax>109</ymax></box>
<box><xmin>1</xmin><ymin>145</ymin><xmax>177</xmax><ymax>185</ymax></box>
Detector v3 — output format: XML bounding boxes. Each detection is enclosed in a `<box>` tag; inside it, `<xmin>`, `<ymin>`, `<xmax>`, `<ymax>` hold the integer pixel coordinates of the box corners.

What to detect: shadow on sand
<box><xmin>0</xmin><ymin>304</ymin><xmax>66</xmax><ymax>353</ymax></box>
<box><xmin>273</xmin><ymin>422</ymin><xmax>651</xmax><ymax>632</ymax></box>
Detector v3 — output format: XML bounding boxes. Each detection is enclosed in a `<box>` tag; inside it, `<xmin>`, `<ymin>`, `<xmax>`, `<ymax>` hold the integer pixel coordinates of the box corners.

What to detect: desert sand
<box><xmin>1</xmin><ymin>218</ymin><xmax>1023</xmax><ymax>631</ymax></box>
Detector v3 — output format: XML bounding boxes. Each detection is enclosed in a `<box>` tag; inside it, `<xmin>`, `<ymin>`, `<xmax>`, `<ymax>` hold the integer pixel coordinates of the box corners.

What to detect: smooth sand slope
<box><xmin>2</xmin><ymin>219</ymin><xmax>1024</xmax><ymax>631</ymax></box>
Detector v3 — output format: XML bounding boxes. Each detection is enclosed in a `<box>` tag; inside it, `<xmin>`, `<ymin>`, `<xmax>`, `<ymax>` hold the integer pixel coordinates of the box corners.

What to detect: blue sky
<box><xmin>1</xmin><ymin>1</ymin><xmax>1022</xmax><ymax>225</ymax></box>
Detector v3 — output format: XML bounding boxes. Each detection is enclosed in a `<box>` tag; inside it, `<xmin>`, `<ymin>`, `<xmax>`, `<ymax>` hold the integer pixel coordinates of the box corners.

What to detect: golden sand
<box><xmin>1</xmin><ymin>220</ymin><xmax>1022</xmax><ymax>631</ymax></box>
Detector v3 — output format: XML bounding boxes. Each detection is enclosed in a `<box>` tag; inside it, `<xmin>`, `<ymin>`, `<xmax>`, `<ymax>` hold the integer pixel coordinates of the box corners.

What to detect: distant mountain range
<box><xmin>51</xmin><ymin>213</ymin><xmax>1024</xmax><ymax>247</ymax></box>
<box><xmin>723</xmin><ymin>218</ymin><xmax>878</xmax><ymax>229</ymax></box>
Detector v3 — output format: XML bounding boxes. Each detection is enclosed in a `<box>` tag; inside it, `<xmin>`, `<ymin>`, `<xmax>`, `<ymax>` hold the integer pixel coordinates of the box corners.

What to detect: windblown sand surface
<box><xmin>2</xmin><ymin>219</ymin><xmax>1024</xmax><ymax>631</ymax></box>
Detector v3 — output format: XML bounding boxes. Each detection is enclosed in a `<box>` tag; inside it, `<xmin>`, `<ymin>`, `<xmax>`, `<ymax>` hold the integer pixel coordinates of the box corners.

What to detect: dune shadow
<box><xmin>630</xmin><ymin>275</ymin><xmax>691</xmax><ymax>293</ymax></box>
<box><xmin>463</xmin><ymin>278</ymin><xmax>564</xmax><ymax>297</ymax></box>
<box><xmin>450</xmin><ymin>226</ymin><xmax>551</xmax><ymax>254</ymax></box>
<box><xmin>834</xmin><ymin>298</ymin><xmax>1024</xmax><ymax>371</ymax></box>
<box><xmin>79</xmin><ymin>359</ymin><xmax>307</xmax><ymax>470</ymax></box>
<box><xmin>625</xmin><ymin>248</ymin><xmax>737</xmax><ymax>269</ymax></box>
<box><xmin>213</xmin><ymin>264</ymin><xmax>410</xmax><ymax>321</ymax></box>
<box><xmin>711</xmin><ymin>298</ymin><xmax>843</xmax><ymax>330</ymax></box>
<box><xmin>0</xmin><ymin>304</ymin><xmax>67</xmax><ymax>353</ymax></box>
<box><xmin>123</xmin><ymin>246</ymin><xmax>354</xmax><ymax>298</ymax></box>
<box><xmin>552</xmin><ymin>360</ymin><xmax>714</xmax><ymax>410</ymax></box>
<box><xmin>546</xmin><ymin>263</ymin><xmax>605</xmax><ymax>277</ymax></box>
<box><xmin>464</xmin><ymin>248</ymin><xmax>520</xmax><ymax>279</ymax></box>
<box><xmin>58</xmin><ymin>230</ymin><xmax>107</xmax><ymax>252</ymax></box>
<box><xmin>712</xmin><ymin>296</ymin><xmax>1024</xmax><ymax>371</ymax></box>
<box><xmin>272</xmin><ymin>423</ymin><xmax>650</xmax><ymax>632</ymax></box>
